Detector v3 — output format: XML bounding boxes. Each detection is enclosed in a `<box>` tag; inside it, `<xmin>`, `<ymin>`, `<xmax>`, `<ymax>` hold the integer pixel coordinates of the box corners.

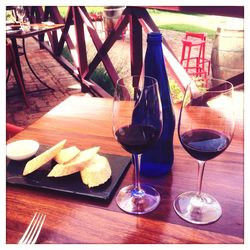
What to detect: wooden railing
<box><xmin>23</xmin><ymin>6</ymin><xmax>244</xmax><ymax>97</ymax></box>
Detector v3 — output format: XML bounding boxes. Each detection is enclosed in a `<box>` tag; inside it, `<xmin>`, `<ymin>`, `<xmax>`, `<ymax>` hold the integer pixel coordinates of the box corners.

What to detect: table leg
<box><xmin>10</xmin><ymin>38</ymin><xmax>25</xmax><ymax>85</ymax></box>
<box><xmin>22</xmin><ymin>38</ymin><xmax>55</xmax><ymax>91</ymax></box>
<box><xmin>6</xmin><ymin>67</ymin><xmax>11</xmax><ymax>83</ymax></box>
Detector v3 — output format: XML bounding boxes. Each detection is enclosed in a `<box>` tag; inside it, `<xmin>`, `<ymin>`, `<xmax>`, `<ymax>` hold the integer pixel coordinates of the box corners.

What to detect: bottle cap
<box><xmin>147</xmin><ymin>32</ymin><xmax>162</xmax><ymax>43</ymax></box>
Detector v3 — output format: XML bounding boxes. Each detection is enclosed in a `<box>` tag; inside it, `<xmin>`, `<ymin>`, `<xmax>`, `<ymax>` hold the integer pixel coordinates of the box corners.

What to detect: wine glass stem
<box><xmin>197</xmin><ymin>160</ymin><xmax>206</xmax><ymax>195</ymax></box>
<box><xmin>20</xmin><ymin>17</ymin><xmax>23</xmax><ymax>28</ymax></box>
<box><xmin>132</xmin><ymin>154</ymin><xmax>144</xmax><ymax>196</ymax></box>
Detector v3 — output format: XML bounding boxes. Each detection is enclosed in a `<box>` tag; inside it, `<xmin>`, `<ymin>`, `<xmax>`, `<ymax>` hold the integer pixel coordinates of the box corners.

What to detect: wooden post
<box><xmin>83</xmin><ymin>11</ymin><xmax>130</xmax><ymax>83</ymax></box>
<box><xmin>72</xmin><ymin>7</ymin><xmax>88</xmax><ymax>79</ymax></box>
<box><xmin>48</xmin><ymin>7</ymin><xmax>62</xmax><ymax>54</ymax></box>
<box><xmin>57</xmin><ymin>7</ymin><xmax>73</xmax><ymax>56</ymax></box>
<box><xmin>78</xmin><ymin>6</ymin><xmax>122</xmax><ymax>87</ymax></box>
<box><xmin>129</xmin><ymin>9</ymin><xmax>143</xmax><ymax>77</ymax></box>
<box><xmin>35</xmin><ymin>6</ymin><xmax>45</xmax><ymax>49</ymax></box>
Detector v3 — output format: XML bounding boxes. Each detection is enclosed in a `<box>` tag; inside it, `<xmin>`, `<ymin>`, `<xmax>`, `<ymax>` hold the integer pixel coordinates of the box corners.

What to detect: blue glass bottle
<box><xmin>140</xmin><ymin>32</ymin><xmax>175</xmax><ymax>176</ymax></box>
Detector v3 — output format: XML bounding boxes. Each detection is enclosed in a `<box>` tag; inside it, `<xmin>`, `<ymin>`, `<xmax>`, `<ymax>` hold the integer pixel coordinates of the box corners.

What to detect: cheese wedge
<box><xmin>23</xmin><ymin>139</ymin><xmax>67</xmax><ymax>176</ymax></box>
<box><xmin>54</xmin><ymin>146</ymin><xmax>80</xmax><ymax>164</ymax></box>
<box><xmin>47</xmin><ymin>146</ymin><xmax>100</xmax><ymax>177</ymax></box>
<box><xmin>80</xmin><ymin>154</ymin><xmax>111</xmax><ymax>188</ymax></box>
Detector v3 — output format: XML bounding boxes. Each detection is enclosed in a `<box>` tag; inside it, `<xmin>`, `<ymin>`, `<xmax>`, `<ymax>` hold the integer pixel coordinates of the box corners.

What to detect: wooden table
<box><xmin>6</xmin><ymin>23</ymin><xmax>64</xmax><ymax>92</ymax></box>
<box><xmin>6</xmin><ymin>95</ymin><xmax>244</xmax><ymax>244</ymax></box>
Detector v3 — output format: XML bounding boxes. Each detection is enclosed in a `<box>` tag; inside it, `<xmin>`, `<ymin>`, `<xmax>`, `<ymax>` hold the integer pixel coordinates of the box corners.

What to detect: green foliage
<box><xmin>86</xmin><ymin>7</ymin><xmax>104</xmax><ymax>14</ymax></box>
<box><xmin>169</xmin><ymin>78</ymin><xmax>184</xmax><ymax>103</ymax></box>
<box><xmin>62</xmin><ymin>46</ymin><xmax>73</xmax><ymax>64</ymax></box>
<box><xmin>90</xmin><ymin>66</ymin><xmax>114</xmax><ymax>96</ymax></box>
<box><xmin>6</xmin><ymin>10</ymin><xmax>15</xmax><ymax>22</ymax></box>
<box><xmin>57</xmin><ymin>7</ymin><xmax>68</xmax><ymax>18</ymax></box>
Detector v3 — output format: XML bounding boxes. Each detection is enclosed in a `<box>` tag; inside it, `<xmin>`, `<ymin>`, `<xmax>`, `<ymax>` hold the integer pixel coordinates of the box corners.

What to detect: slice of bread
<box><xmin>80</xmin><ymin>154</ymin><xmax>112</xmax><ymax>188</ymax></box>
<box><xmin>47</xmin><ymin>146</ymin><xmax>100</xmax><ymax>177</ymax></box>
<box><xmin>54</xmin><ymin>146</ymin><xmax>80</xmax><ymax>164</ymax></box>
<box><xmin>23</xmin><ymin>139</ymin><xmax>67</xmax><ymax>176</ymax></box>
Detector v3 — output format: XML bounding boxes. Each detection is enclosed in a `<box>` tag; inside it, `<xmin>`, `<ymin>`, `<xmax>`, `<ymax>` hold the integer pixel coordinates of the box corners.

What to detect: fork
<box><xmin>18</xmin><ymin>212</ymin><xmax>46</xmax><ymax>244</ymax></box>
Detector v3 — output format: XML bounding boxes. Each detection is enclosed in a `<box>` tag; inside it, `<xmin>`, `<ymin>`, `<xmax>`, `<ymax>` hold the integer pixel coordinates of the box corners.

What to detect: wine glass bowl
<box><xmin>113</xmin><ymin>75</ymin><xmax>163</xmax><ymax>214</ymax></box>
<box><xmin>173</xmin><ymin>78</ymin><xmax>235</xmax><ymax>224</ymax></box>
<box><xmin>16</xmin><ymin>6</ymin><xmax>26</xmax><ymax>28</ymax></box>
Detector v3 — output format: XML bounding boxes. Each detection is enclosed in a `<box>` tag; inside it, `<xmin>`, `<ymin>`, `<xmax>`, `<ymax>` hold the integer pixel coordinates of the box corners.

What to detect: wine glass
<box><xmin>22</xmin><ymin>17</ymin><xmax>30</xmax><ymax>31</ymax></box>
<box><xmin>113</xmin><ymin>75</ymin><xmax>163</xmax><ymax>214</ymax></box>
<box><xmin>16</xmin><ymin>6</ymin><xmax>26</xmax><ymax>28</ymax></box>
<box><xmin>173</xmin><ymin>77</ymin><xmax>235</xmax><ymax>224</ymax></box>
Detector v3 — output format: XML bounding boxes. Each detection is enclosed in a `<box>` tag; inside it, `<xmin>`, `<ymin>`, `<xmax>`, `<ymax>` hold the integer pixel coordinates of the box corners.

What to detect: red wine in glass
<box><xmin>180</xmin><ymin>129</ymin><xmax>230</xmax><ymax>161</ymax></box>
<box><xmin>173</xmin><ymin>78</ymin><xmax>235</xmax><ymax>225</ymax></box>
<box><xmin>115</xmin><ymin>124</ymin><xmax>161</xmax><ymax>154</ymax></box>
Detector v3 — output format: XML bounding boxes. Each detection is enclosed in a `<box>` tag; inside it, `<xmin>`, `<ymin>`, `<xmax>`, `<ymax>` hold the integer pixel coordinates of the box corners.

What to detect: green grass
<box><xmin>58</xmin><ymin>6</ymin><xmax>104</xmax><ymax>18</ymax></box>
<box><xmin>90</xmin><ymin>66</ymin><xmax>114</xmax><ymax>96</ymax></box>
<box><xmin>62</xmin><ymin>46</ymin><xmax>73</xmax><ymax>64</ymax></box>
<box><xmin>158</xmin><ymin>23</ymin><xmax>215</xmax><ymax>38</ymax></box>
<box><xmin>149</xmin><ymin>9</ymin><xmax>216</xmax><ymax>38</ymax></box>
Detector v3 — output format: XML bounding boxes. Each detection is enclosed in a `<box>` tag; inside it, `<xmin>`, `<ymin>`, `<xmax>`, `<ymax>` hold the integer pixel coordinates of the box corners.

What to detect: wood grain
<box><xmin>6</xmin><ymin>95</ymin><xmax>244</xmax><ymax>244</ymax></box>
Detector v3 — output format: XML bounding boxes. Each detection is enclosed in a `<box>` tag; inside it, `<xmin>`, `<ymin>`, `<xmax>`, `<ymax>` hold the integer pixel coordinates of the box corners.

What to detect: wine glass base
<box><xmin>116</xmin><ymin>184</ymin><xmax>160</xmax><ymax>215</ymax></box>
<box><xmin>173</xmin><ymin>191</ymin><xmax>222</xmax><ymax>225</ymax></box>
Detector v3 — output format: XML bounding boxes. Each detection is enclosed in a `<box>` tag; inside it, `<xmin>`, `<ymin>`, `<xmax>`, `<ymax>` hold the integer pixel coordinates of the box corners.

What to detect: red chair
<box><xmin>180</xmin><ymin>32</ymin><xmax>211</xmax><ymax>78</ymax></box>
<box><xmin>89</xmin><ymin>13</ymin><xmax>104</xmax><ymax>38</ymax></box>
<box><xmin>6</xmin><ymin>123</ymin><xmax>24</xmax><ymax>140</ymax></box>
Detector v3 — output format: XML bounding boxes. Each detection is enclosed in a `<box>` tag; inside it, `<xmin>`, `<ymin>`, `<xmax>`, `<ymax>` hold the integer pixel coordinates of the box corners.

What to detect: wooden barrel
<box><xmin>103</xmin><ymin>6</ymin><xmax>125</xmax><ymax>39</ymax></box>
<box><xmin>211</xmin><ymin>28</ymin><xmax>244</xmax><ymax>80</ymax></box>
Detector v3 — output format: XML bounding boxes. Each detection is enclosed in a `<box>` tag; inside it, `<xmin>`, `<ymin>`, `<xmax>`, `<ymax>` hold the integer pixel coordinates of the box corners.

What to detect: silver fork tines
<box><xmin>18</xmin><ymin>212</ymin><xmax>46</xmax><ymax>244</ymax></box>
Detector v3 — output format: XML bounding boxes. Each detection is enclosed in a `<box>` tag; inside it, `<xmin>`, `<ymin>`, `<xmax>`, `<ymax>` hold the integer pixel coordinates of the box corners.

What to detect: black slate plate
<box><xmin>6</xmin><ymin>145</ymin><xmax>131</xmax><ymax>201</ymax></box>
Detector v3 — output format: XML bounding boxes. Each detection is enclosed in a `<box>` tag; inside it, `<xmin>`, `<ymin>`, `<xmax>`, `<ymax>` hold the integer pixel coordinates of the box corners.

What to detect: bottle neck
<box><xmin>147</xmin><ymin>41</ymin><xmax>162</xmax><ymax>46</ymax></box>
<box><xmin>147</xmin><ymin>32</ymin><xmax>162</xmax><ymax>43</ymax></box>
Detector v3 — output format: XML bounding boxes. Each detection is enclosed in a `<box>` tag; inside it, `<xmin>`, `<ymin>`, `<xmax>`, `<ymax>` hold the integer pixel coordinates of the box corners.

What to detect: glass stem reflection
<box><xmin>197</xmin><ymin>160</ymin><xmax>206</xmax><ymax>196</ymax></box>
<box><xmin>132</xmin><ymin>154</ymin><xmax>144</xmax><ymax>197</ymax></box>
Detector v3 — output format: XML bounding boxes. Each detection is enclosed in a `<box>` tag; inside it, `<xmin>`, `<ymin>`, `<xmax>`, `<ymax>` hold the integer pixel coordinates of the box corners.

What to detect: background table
<box><xmin>6</xmin><ymin>23</ymin><xmax>64</xmax><ymax>92</ymax></box>
<box><xmin>6</xmin><ymin>95</ymin><xmax>243</xmax><ymax>243</ymax></box>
